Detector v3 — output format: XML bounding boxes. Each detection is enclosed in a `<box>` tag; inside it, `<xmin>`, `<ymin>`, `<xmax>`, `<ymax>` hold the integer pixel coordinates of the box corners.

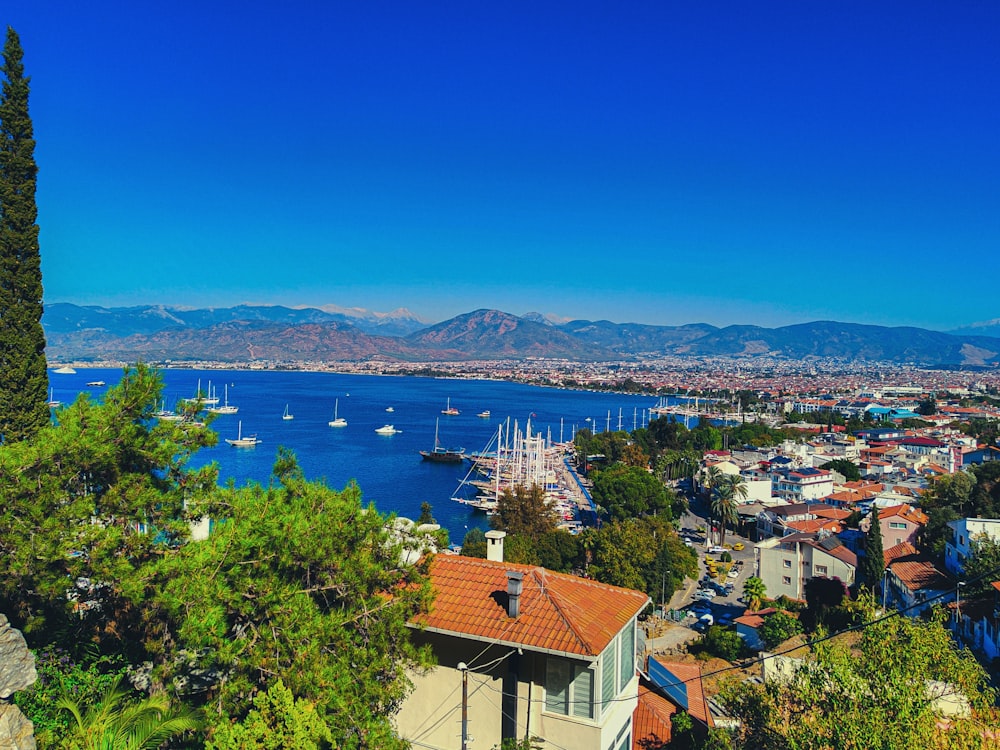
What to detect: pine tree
<box><xmin>0</xmin><ymin>27</ymin><xmax>48</xmax><ymax>442</ymax></box>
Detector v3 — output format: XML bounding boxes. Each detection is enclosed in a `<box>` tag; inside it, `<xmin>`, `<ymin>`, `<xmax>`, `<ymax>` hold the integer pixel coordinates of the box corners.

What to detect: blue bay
<box><xmin>50</xmin><ymin>368</ymin><xmax>661</xmax><ymax>541</ymax></box>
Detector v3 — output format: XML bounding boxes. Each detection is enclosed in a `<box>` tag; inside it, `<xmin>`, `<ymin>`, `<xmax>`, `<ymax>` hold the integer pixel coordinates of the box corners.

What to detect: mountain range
<box><xmin>42</xmin><ymin>303</ymin><xmax>1000</xmax><ymax>367</ymax></box>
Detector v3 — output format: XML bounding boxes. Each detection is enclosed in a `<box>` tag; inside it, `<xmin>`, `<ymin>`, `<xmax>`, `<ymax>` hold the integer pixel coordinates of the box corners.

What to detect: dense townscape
<box><xmin>3</xmin><ymin>20</ymin><xmax>1000</xmax><ymax>750</ymax></box>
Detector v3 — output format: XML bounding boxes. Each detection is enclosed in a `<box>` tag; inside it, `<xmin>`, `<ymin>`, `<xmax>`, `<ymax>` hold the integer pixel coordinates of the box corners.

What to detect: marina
<box><xmin>48</xmin><ymin>366</ymin><xmax>664</xmax><ymax>540</ymax></box>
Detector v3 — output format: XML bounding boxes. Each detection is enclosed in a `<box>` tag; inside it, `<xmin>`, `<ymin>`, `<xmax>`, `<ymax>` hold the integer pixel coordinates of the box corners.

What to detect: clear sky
<box><xmin>6</xmin><ymin>2</ymin><xmax>999</xmax><ymax>330</ymax></box>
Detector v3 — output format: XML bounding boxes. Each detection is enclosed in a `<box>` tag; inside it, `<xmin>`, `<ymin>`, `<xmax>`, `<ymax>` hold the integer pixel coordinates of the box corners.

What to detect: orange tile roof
<box><xmin>889</xmin><ymin>559</ymin><xmax>953</xmax><ymax>593</ymax></box>
<box><xmin>884</xmin><ymin>541</ymin><xmax>918</xmax><ymax>566</ymax></box>
<box><xmin>633</xmin><ymin>682</ymin><xmax>677</xmax><ymax>749</ymax></box>
<box><xmin>646</xmin><ymin>658</ymin><xmax>714</xmax><ymax>728</ymax></box>
<box><xmin>878</xmin><ymin>504</ymin><xmax>928</xmax><ymax>526</ymax></box>
<box><xmin>414</xmin><ymin>555</ymin><xmax>650</xmax><ymax>659</ymax></box>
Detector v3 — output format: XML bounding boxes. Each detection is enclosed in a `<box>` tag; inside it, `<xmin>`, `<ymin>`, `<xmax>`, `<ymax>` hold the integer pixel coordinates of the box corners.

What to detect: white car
<box><xmin>708</xmin><ymin>545</ymin><xmax>725</xmax><ymax>554</ymax></box>
<box><xmin>727</xmin><ymin>569</ymin><xmax>740</xmax><ymax>579</ymax></box>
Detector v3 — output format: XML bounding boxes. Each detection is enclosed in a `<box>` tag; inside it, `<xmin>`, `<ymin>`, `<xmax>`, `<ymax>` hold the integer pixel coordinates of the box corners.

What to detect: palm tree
<box><xmin>701</xmin><ymin>464</ymin><xmax>724</xmax><ymax>546</ymax></box>
<box><xmin>743</xmin><ymin>576</ymin><xmax>767</xmax><ymax>611</ymax></box>
<box><xmin>57</xmin><ymin>677</ymin><xmax>201</xmax><ymax>750</ymax></box>
<box><xmin>711</xmin><ymin>473</ymin><xmax>747</xmax><ymax>547</ymax></box>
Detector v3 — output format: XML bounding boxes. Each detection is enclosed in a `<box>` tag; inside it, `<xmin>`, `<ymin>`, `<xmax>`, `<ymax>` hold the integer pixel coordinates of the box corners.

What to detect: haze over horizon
<box><xmin>8</xmin><ymin>3</ymin><xmax>999</xmax><ymax>332</ymax></box>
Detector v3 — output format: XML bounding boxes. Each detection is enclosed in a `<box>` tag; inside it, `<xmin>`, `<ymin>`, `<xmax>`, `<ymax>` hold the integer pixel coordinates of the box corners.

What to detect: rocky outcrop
<box><xmin>0</xmin><ymin>614</ymin><xmax>36</xmax><ymax>750</ymax></box>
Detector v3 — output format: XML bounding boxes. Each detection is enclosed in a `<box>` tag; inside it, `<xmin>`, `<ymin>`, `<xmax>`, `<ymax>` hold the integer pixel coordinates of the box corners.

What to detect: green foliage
<box><xmin>963</xmin><ymin>535</ymin><xmax>1000</xmax><ymax>598</ymax></box>
<box><xmin>695</xmin><ymin>625</ymin><xmax>746</xmax><ymax>662</ymax></box>
<box><xmin>0</xmin><ymin>27</ymin><xmax>49</xmax><ymax>442</ymax></box>
<box><xmin>492</xmin><ymin>736</ymin><xmax>543</xmax><ymax>750</ymax></box>
<box><xmin>0</xmin><ymin>364</ymin><xmax>218</xmax><ymax>643</ymax></box>
<box><xmin>14</xmin><ymin>648</ymin><xmax>128</xmax><ymax>747</ymax></box>
<box><xmin>490</xmin><ymin>484</ymin><xmax>559</xmax><ymax>539</ymax></box>
<box><xmin>859</xmin><ymin>509</ymin><xmax>884</xmax><ymax>591</ymax></box>
<box><xmin>417</xmin><ymin>501</ymin><xmax>435</xmax><ymax>525</ymax></box>
<box><xmin>139</xmin><ymin>454</ymin><xmax>433</xmax><ymax>747</ymax></box>
<box><xmin>583</xmin><ymin>516</ymin><xmax>696</xmax><ymax>603</ymax></box>
<box><xmin>710</xmin><ymin>474</ymin><xmax>747</xmax><ymax>546</ymax></box>
<box><xmin>756</xmin><ymin>611</ymin><xmax>803</xmax><ymax>650</ymax></box>
<box><xmin>460</xmin><ymin>527</ymin><xmax>487</xmax><ymax>558</ymax></box>
<box><xmin>719</xmin><ymin>551</ymin><xmax>732</xmax><ymax>563</ymax></box>
<box><xmin>534</xmin><ymin>529</ymin><xmax>580</xmax><ymax>572</ymax></box>
<box><xmin>742</xmin><ymin>577</ymin><xmax>767</xmax><ymax>611</ymax></box>
<box><xmin>592</xmin><ymin>463</ymin><xmax>672</xmax><ymax>521</ymax></box>
<box><xmin>824</xmin><ymin>458</ymin><xmax>862</xmax><ymax>481</ymax></box>
<box><xmin>801</xmin><ymin>576</ymin><xmax>850</xmax><ymax>632</ymax></box>
<box><xmin>205</xmin><ymin>679</ymin><xmax>332</xmax><ymax>750</ymax></box>
<box><xmin>719</xmin><ymin>606</ymin><xmax>999</xmax><ymax>749</ymax></box>
<box><xmin>55</xmin><ymin>676</ymin><xmax>202</xmax><ymax>750</ymax></box>
<box><xmin>503</xmin><ymin>533</ymin><xmax>540</xmax><ymax>565</ymax></box>
<box><xmin>917</xmin><ymin>397</ymin><xmax>937</xmax><ymax>416</ymax></box>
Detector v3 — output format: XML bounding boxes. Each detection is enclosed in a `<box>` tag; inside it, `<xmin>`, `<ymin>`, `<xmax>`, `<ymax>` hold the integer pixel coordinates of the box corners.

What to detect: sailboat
<box><xmin>207</xmin><ymin>384</ymin><xmax>238</xmax><ymax>414</ymax></box>
<box><xmin>47</xmin><ymin>388</ymin><xmax>60</xmax><ymax>408</ymax></box>
<box><xmin>282</xmin><ymin>403</ymin><xmax>294</xmax><ymax>421</ymax></box>
<box><xmin>328</xmin><ymin>398</ymin><xmax>347</xmax><ymax>427</ymax></box>
<box><xmin>154</xmin><ymin>399</ymin><xmax>184</xmax><ymax>421</ymax></box>
<box><xmin>420</xmin><ymin>418</ymin><xmax>465</xmax><ymax>463</ymax></box>
<box><xmin>441</xmin><ymin>397</ymin><xmax>460</xmax><ymax>416</ymax></box>
<box><xmin>225</xmin><ymin>420</ymin><xmax>260</xmax><ymax>447</ymax></box>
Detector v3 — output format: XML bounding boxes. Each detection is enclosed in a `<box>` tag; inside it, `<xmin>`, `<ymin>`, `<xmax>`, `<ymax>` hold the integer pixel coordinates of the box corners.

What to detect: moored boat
<box><xmin>225</xmin><ymin>420</ymin><xmax>260</xmax><ymax>447</ymax></box>
<box><xmin>375</xmin><ymin>424</ymin><xmax>400</xmax><ymax>435</ymax></box>
<box><xmin>420</xmin><ymin>418</ymin><xmax>465</xmax><ymax>463</ymax></box>
<box><xmin>441</xmin><ymin>398</ymin><xmax>459</xmax><ymax>416</ymax></box>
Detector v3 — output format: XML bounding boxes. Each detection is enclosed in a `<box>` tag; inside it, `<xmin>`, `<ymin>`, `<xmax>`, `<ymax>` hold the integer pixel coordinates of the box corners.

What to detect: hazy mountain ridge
<box><xmin>42</xmin><ymin>304</ymin><xmax>1000</xmax><ymax>366</ymax></box>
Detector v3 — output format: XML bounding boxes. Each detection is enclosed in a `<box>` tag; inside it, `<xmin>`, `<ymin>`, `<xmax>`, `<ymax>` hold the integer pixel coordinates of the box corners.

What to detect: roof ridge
<box><xmin>532</xmin><ymin>567</ymin><xmax>601</xmax><ymax>656</ymax></box>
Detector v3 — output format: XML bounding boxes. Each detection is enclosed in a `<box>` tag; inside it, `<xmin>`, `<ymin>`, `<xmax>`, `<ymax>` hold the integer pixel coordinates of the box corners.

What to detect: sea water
<box><xmin>49</xmin><ymin>367</ymin><xmax>661</xmax><ymax>540</ymax></box>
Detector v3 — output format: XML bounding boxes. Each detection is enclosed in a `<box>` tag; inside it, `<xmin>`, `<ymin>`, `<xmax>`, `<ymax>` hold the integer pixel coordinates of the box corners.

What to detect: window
<box><xmin>620</xmin><ymin>621</ymin><xmax>635</xmax><ymax>688</ymax></box>
<box><xmin>815</xmin><ymin>565</ymin><xmax>828</xmax><ymax>575</ymax></box>
<box><xmin>783</xmin><ymin>559</ymin><xmax>792</xmax><ymax>568</ymax></box>
<box><xmin>890</xmin><ymin>522</ymin><xmax>907</xmax><ymax>530</ymax></box>
<box><xmin>782</xmin><ymin>576</ymin><xmax>791</xmax><ymax>585</ymax></box>
<box><xmin>546</xmin><ymin>658</ymin><xmax>594</xmax><ymax>719</ymax></box>
<box><xmin>601</xmin><ymin>643</ymin><xmax>617</xmax><ymax>706</ymax></box>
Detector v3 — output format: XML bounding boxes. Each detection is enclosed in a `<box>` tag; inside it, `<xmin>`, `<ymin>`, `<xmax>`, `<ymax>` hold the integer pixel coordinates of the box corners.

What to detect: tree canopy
<box><xmin>592</xmin><ymin>464</ymin><xmax>672</xmax><ymax>521</ymax></box>
<box><xmin>719</xmin><ymin>604</ymin><xmax>999</xmax><ymax>749</ymax></box>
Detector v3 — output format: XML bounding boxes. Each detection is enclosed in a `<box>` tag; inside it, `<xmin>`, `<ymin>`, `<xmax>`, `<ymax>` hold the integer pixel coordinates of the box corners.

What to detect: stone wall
<box><xmin>0</xmin><ymin>614</ymin><xmax>37</xmax><ymax>750</ymax></box>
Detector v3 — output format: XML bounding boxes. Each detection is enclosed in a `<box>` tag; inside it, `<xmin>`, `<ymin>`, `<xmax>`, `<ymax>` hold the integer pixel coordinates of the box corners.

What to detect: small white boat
<box><xmin>329</xmin><ymin>398</ymin><xmax>347</xmax><ymax>427</ymax></box>
<box><xmin>154</xmin><ymin>399</ymin><xmax>184</xmax><ymax>421</ymax></box>
<box><xmin>225</xmin><ymin>420</ymin><xmax>260</xmax><ymax>447</ymax></box>
<box><xmin>375</xmin><ymin>424</ymin><xmax>400</xmax><ymax>435</ymax></box>
<box><xmin>386</xmin><ymin>406</ymin><xmax>395</xmax><ymax>413</ymax></box>
<box><xmin>47</xmin><ymin>388</ymin><xmax>60</xmax><ymax>408</ymax></box>
<box><xmin>477</xmin><ymin>410</ymin><xmax>491</xmax><ymax>418</ymax></box>
<box><xmin>207</xmin><ymin>384</ymin><xmax>238</xmax><ymax>415</ymax></box>
<box><xmin>86</xmin><ymin>380</ymin><xmax>106</xmax><ymax>387</ymax></box>
<box><xmin>441</xmin><ymin>397</ymin><xmax>459</xmax><ymax>416</ymax></box>
<box><xmin>282</xmin><ymin>403</ymin><xmax>294</xmax><ymax>421</ymax></box>
<box><xmin>53</xmin><ymin>366</ymin><xmax>76</xmax><ymax>375</ymax></box>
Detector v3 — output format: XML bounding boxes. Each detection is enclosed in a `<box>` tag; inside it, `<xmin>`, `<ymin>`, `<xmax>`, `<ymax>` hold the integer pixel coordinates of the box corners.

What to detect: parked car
<box><xmin>733</xmin><ymin>542</ymin><xmax>745</xmax><ymax>551</ymax></box>
<box><xmin>694</xmin><ymin>588</ymin><xmax>716</xmax><ymax>601</ymax></box>
<box><xmin>689</xmin><ymin>601</ymin><xmax>712</xmax><ymax>615</ymax></box>
<box><xmin>708</xmin><ymin>581</ymin><xmax>728</xmax><ymax>596</ymax></box>
<box><xmin>693</xmin><ymin>613</ymin><xmax>715</xmax><ymax>632</ymax></box>
<box><xmin>717</xmin><ymin>614</ymin><xmax>735</xmax><ymax>627</ymax></box>
<box><xmin>709</xmin><ymin>545</ymin><xmax>725</xmax><ymax>554</ymax></box>
<box><xmin>724</xmin><ymin>582</ymin><xmax>735</xmax><ymax>594</ymax></box>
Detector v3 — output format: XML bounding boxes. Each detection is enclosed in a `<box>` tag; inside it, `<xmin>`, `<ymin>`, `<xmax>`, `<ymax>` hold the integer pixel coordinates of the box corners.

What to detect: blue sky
<box><xmin>7</xmin><ymin>2</ymin><xmax>999</xmax><ymax>330</ymax></box>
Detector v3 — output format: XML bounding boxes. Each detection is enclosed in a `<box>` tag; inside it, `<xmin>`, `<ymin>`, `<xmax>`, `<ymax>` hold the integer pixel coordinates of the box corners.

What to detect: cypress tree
<box><xmin>0</xmin><ymin>27</ymin><xmax>48</xmax><ymax>442</ymax></box>
<box><xmin>860</xmin><ymin>507</ymin><xmax>885</xmax><ymax>592</ymax></box>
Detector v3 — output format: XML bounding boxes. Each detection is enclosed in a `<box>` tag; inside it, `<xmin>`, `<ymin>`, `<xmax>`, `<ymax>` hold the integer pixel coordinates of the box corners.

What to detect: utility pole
<box><xmin>459</xmin><ymin>662</ymin><xmax>469</xmax><ymax>750</ymax></box>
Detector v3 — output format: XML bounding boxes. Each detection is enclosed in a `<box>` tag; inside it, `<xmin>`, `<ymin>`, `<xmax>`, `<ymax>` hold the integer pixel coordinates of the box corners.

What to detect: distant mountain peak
<box><xmin>521</xmin><ymin>311</ymin><xmax>571</xmax><ymax>326</ymax></box>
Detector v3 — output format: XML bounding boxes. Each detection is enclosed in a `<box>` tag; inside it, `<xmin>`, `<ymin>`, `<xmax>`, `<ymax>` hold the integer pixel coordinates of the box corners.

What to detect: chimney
<box><xmin>485</xmin><ymin>530</ymin><xmax>506</xmax><ymax>562</ymax></box>
<box><xmin>506</xmin><ymin>571</ymin><xmax>524</xmax><ymax>618</ymax></box>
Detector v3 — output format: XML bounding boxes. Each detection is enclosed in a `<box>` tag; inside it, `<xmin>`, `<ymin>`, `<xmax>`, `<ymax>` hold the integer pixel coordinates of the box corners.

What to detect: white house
<box><xmin>755</xmin><ymin>532</ymin><xmax>857</xmax><ymax>601</ymax></box>
<box><xmin>944</xmin><ymin>518</ymin><xmax>1000</xmax><ymax>576</ymax></box>
<box><xmin>395</xmin><ymin>533</ymin><xmax>650</xmax><ymax>750</ymax></box>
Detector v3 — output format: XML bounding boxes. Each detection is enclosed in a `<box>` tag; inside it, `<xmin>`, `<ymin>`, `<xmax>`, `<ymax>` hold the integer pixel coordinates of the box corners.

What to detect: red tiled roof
<box><xmin>878</xmin><ymin>504</ymin><xmax>928</xmax><ymax>526</ymax></box>
<box><xmin>889</xmin><ymin>558</ymin><xmax>953</xmax><ymax>593</ymax></box>
<box><xmin>633</xmin><ymin>682</ymin><xmax>676</xmax><ymax>749</ymax></box>
<box><xmin>414</xmin><ymin>555</ymin><xmax>650</xmax><ymax>659</ymax></box>
<box><xmin>647</xmin><ymin>659</ymin><xmax>714</xmax><ymax>728</ymax></box>
<box><xmin>884</xmin><ymin>541</ymin><xmax>919</xmax><ymax>566</ymax></box>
